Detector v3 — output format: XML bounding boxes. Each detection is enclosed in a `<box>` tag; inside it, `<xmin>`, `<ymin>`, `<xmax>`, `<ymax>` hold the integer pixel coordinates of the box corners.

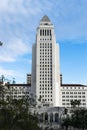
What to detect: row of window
<box><xmin>40</xmin><ymin>38</ymin><xmax>52</xmax><ymax>41</ymax></box>
<box><xmin>40</xmin><ymin>94</ymin><xmax>52</xmax><ymax>97</ymax></box>
<box><xmin>40</xmin><ymin>62</ymin><xmax>52</xmax><ymax>64</ymax></box>
<box><xmin>12</xmin><ymin>96</ymin><xmax>29</xmax><ymax>99</ymax></box>
<box><xmin>62</xmin><ymin>99</ymin><xmax>85</xmax><ymax>102</ymax></box>
<box><xmin>40</xmin><ymin>53</ymin><xmax>52</xmax><ymax>56</ymax></box>
<box><xmin>62</xmin><ymin>92</ymin><xmax>85</xmax><ymax>94</ymax></box>
<box><xmin>40</xmin><ymin>84</ymin><xmax>52</xmax><ymax>86</ymax></box>
<box><xmin>13</xmin><ymin>92</ymin><xmax>29</xmax><ymax>94</ymax></box>
<box><xmin>40</xmin><ymin>65</ymin><xmax>52</xmax><ymax>67</ymax></box>
<box><xmin>40</xmin><ymin>46</ymin><xmax>52</xmax><ymax>48</ymax></box>
<box><xmin>40</xmin><ymin>81</ymin><xmax>52</xmax><ymax>83</ymax></box>
<box><xmin>40</xmin><ymin>71</ymin><xmax>52</xmax><ymax>73</ymax></box>
<box><xmin>40</xmin><ymin>43</ymin><xmax>52</xmax><ymax>45</ymax></box>
<box><xmin>40</xmin><ymin>78</ymin><xmax>52</xmax><ymax>80</ymax></box>
<box><xmin>40</xmin><ymin>84</ymin><xmax>52</xmax><ymax>87</ymax></box>
<box><xmin>62</xmin><ymin>103</ymin><xmax>86</xmax><ymax>105</ymax></box>
<box><xmin>40</xmin><ymin>75</ymin><xmax>52</xmax><ymax>77</ymax></box>
<box><xmin>40</xmin><ymin>58</ymin><xmax>52</xmax><ymax>61</ymax></box>
<box><xmin>62</xmin><ymin>87</ymin><xmax>84</xmax><ymax>89</ymax></box>
<box><xmin>40</xmin><ymin>52</ymin><xmax>52</xmax><ymax>55</ymax></box>
<box><xmin>40</xmin><ymin>68</ymin><xmax>52</xmax><ymax>70</ymax></box>
<box><xmin>62</xmin><ymin>96</ymin><xmax>85</xmax><ymax>98</ymax></box>
<box><xmin>40</xmin><ymin>54</ymin><xmax>51</xmax><ymax>59</ymax></box>
<box><xmin>40</xmin><ymin>87</ymin><xmax>52</xmax><ymax>90</ymax></box>
<box><xmin>40</xmin><ymin>91</ymin><xmax>52</xmax><ymax>94</ymax></box>
<box><xmin>40</xmin><ymin>29</ymin><xmax>51</xmax><ymax>36</ymax></box>
<box><xmin>42</xmin><ymin>99</ymin><xmax>52</xmax><ymax>101</ymax></box>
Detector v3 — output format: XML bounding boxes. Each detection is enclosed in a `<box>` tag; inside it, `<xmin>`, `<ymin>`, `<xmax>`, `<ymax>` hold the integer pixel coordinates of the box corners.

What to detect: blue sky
<box><xmin>0</xmin><ymin>0</ymin><xmax>87</xmax><ymax>85</ymax></box>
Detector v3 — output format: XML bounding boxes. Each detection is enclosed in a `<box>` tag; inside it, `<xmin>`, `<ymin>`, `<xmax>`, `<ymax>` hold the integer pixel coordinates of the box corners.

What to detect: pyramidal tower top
<box><xmin>32</xmin><ymin>15</ymin><xmax>60</xmax><ymax>107</ymax></box>
<box><xmin>41</xmin><ymin>15</ymin><xmax>51</xmax><ymax>22</ymax></box>
<box><xmin>39</xmin><ymin>15</ymin><xmax>53</xmax><ymax>26</ymax></box>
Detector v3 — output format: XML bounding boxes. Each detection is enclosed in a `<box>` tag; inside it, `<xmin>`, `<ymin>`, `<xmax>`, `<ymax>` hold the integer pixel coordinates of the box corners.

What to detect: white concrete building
<box><xmin>61</xmin><ymin>83</ymin><xmax>87</xmax><ymax>108</ymax></box>
<box><xmin>31</xmin><ymin>15</ymin><xmax>60</xmax><ymax>107</ymax></box>
<box><xmin>31</xmin><ymin>15</ymin><xmax>87</xmax><ymax>109</ymax></box>
<box><xmin>27</xmin><ymin>74</ymin><xmax>31</xmax><ymax>84</ymax></box>
<box><xmin>5</xmin><ymin>83</ymin><xmax>31</xmax><ymax>100</ymax></box>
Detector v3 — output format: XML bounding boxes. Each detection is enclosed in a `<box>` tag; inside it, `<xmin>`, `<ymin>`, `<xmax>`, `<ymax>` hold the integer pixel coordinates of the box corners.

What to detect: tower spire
<box><xmin>40</xmin><ymin>15</ymin><xmax>51</xmax><ymax>22</ymax></box>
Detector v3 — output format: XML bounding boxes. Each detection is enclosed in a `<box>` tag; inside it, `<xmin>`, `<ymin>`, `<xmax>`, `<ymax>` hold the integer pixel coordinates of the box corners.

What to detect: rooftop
<box><xmin>41</xmin><ymin>15</ymin><xmax>50</xmax><ymax>22</ymax></box>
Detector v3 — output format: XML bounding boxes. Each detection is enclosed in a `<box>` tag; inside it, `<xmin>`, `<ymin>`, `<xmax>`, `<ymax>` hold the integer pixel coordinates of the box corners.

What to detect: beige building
<box><xmin>5</xmin><ymin>83</ymin><xmax>31</xmax><ymax>100</ymax></box>
<box><xmin>31</xmin><ymin>15</ymin><xmax>87</xmax><ymax>108</ymax></box>
<box><xmin>60</xmin><ymin>75</ymin><xmax>87</xmax><ymax>108</ymax></box>
<box><xmin>27</xmin><ymin>74</ymin><xmax>31</xmax><ymax>84</ymax></box>
<box><xmin>31</xmin><ymin>15</ymin><xmax>60</xmax><ymax>107</ymax></box>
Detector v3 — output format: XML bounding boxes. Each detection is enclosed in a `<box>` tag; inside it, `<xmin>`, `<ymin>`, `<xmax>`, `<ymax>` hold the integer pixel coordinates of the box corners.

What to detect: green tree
<box><xmin>62</xmin><ymin>115</ymin><xmax>71</xmax><ymax>130</ymax></box>
<box><xmin>0</xmin><ymin>84</ymin><xmax>41</xmax><ymax>130</ymax></box>
<box><xmin>71</xmin><ymin>108</ymin><xmax>87</xmax><ymax>130</ymax></box>
<box><xmin>70</xmin><ymin>99</ymin><xmax>81</xmax><ymax>108</ymax></box>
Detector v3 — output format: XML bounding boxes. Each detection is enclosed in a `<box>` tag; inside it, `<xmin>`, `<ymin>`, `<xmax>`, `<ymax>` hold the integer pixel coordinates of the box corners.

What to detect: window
<box><xmin>50</xmin><ymin>30</ymin><xmax>51</xmax><ymax>36</ymax></box>
<box><xmin>66</xmin><ymin>92</ymin><xmax>69</xmax><ymax>94</ymax></box>
<box><xmin>78</xmin><ymin>92</ymin><xmax>81</xmax><ymax>94</ymax></box>
<box><xmin>82</xmin><ymin>96</ymin><xmax>85</xmax><ymax>98</ymax></box>
<box><xmin>43</xmin><ymin>30</ymin><xmax>44</xmax><ymax>36</ymax></box>
<box><xmin>82</xmin><ymin>92</ymin><xmax>85</xmax><ymax>94</ymax></box>
<box><xmin>47</xmin><ymin>30</ymin><xmax>49</xmax><ymax>35</ymax></box>
<box><xmin>45</xmin><ymin>30</ymin><xmax>46</xmax><ymax>36</ymax></box>
<box><xmin>40</xmin><ymin>30</ymin><xmax>42</xmax><ymax>36</ymax></box>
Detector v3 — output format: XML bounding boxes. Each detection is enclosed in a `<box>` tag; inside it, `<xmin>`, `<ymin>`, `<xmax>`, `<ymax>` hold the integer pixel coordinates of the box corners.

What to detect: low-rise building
<box><xmin>5</xmin><ymin>83</ymin><xmax>31</xmax><ymax>100</ymax></box>
<box><xmin>27</xmin><ymin>74</ymin><xmax>31</xmax><ymax>84</ymax></box>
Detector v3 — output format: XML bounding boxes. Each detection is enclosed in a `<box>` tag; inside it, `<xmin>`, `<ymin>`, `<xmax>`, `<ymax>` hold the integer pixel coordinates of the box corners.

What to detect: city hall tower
<box><xmin>31</xmin><ymin>15</ymin><xmax>60</xmax><ymax>107</ymax></box>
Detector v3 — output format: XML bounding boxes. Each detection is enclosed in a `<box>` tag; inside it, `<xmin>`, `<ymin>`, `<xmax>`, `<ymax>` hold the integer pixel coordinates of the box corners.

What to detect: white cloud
<box><xmin>28</xmin><ymin>59</ymin><xmax>32</xmax><ymax>64</ymax></box>
<box><xmin>8</xmin><ymin>38</ymin><xmax>30</xmax><ymax>55</ymax></box>
<box><xmin>0</xmin><ymin>66</ymin><xmax>25</xmax><ymax>83</ymax></box>
<box><xmin>0</xmin><ymin>37</ymin><xmax>31</xmax><ymax>62</ymax></box>
<box><xmin>0</xmin><ymin>0</ymin><xmax>42</xmax><ymax>16</ymax></box>
<box><xmin>0</xmin><ymin>0</ymin><xmax>26</xmax><ymax>14</ymax></box>
<box><xmin>0</xmin><ymin>66</ymin><xmax>18</xmax><ymax>77</ymax></box>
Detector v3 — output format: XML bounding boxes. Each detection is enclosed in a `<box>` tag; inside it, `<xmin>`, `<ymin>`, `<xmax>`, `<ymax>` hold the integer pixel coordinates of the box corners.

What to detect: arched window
<box><xmin>43</xmin><ymin>30</ymin><xmax>44</xmax><ymax>36</ymax></box>
<box><xmin>55</xmin><ymin>113</ymin><xmax>58</xmax><ymax>122</ymax></box>
<box><xmin>40</xmin><ymin>113</ymin><xmax>43</xmax><ymax>122</ymax></box>
<box><xmin>45</xmin><ymin>112</ymin><xmax>48</xmax><ymax>121</ymax></box>
<box><xmin>50</xmin><ymin>113</ymin><xmax>53</xmax><ymax>122</ymax></box>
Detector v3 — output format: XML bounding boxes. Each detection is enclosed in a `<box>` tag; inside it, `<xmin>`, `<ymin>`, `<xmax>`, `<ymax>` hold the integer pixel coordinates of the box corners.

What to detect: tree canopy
<box><xmin>0</xmin><ymin>84</ymin><xmax>41</xmax><ymax>130</ymax></box>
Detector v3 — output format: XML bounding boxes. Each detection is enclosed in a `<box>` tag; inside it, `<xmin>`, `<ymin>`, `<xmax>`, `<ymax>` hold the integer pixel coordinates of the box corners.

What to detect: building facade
<box><xmin>61</xmin><ymin>83</ymin><xmax>87</xmax><ymax>108</ymax></box>
<box><xmin>31</xmin><ymin>15</ymin><xmax>60</xmax><ymax>107</ymax></box>
<box><xmin>31</xmin><ymin>15</ymin><xmax>87</xmax><ymax>108</ymax></box>
<box><xmin>27</xmin><ymin>74</ymin><xmax>31</xmax><ymax>84</ymax></box>
<box><xmin>5</xmin><ymin>83</ymin><xmax>31</xmax><ymax>100</ymax></box>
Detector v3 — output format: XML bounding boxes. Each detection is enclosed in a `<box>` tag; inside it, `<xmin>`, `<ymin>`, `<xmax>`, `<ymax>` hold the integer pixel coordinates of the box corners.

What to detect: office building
<box><xmin>31</xmin><ymin>15</ymin><xmax>87</xmax><ymax>108</ymax></box>
<box><xmin>31</xmin><ymin>15</ymin><xmax>60</xmax><ymax>107</ymax></box>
